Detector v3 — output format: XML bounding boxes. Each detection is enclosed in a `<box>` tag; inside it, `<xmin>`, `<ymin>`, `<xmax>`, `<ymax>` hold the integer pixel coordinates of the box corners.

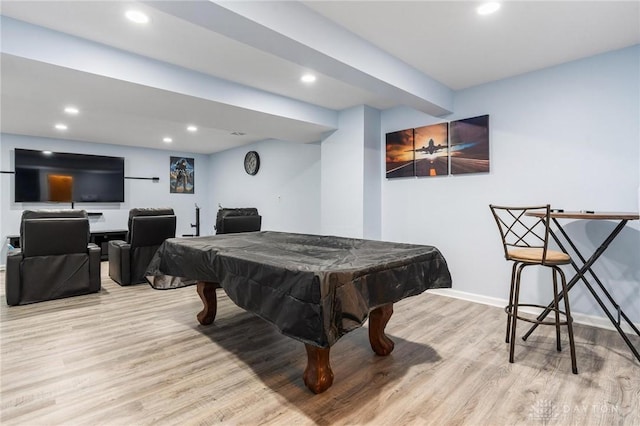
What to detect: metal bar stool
<box><xmin>489</xmin><ymin>204</ymin><xmax>577</xmax><ymax>374</ymax></box>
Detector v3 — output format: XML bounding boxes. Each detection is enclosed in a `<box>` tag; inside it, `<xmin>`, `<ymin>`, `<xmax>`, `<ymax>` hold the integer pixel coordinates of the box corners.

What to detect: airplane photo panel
<box><xmin>414</xmin><ymin>122</ymin><xmax>449</xmax><ymax>177</ymax></box>
<box><xmin>449</xmin><ymin>115</ymin><xmax>490</xmax><ymax>175</ymax></box>
<box><xmin>385</xmin><ymin>129</ymin><xmax>415</xmax><ymax>178</ymax></box>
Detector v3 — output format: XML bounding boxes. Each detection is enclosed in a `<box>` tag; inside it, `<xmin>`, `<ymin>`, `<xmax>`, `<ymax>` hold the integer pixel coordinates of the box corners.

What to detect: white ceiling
<box><xmin>1</xmin><ymin>1</ymin><xmax>638</xmax><ymax>154</ymax></box>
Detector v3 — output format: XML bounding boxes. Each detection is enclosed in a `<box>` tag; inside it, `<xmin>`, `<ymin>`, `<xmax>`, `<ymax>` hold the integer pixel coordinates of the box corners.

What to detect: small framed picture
<box><xmin>170</xmin><ymin>157</ymin><xmax>194</xmax><ymax>193</ymax></box>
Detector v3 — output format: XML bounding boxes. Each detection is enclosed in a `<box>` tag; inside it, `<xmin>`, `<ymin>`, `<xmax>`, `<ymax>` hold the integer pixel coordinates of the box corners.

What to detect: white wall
<box><xmin>318</xmin><ymin>105</ymin><xmax>381</xmax><ymax>240</ymax></box>
<box><xmin>208</xmin><ymin>138</ymin><xmax>321</xmax><ymax>234</ymax></box>
<box><xmin>381</xmin><ymin>46</ymin><xmax>640</xmax><ymax>323</ymax></box>
<box><xmin>363</xmin><ymin>106</ymin><xmax>382</xmax><ymax>240</ymax></box>
<box><xmin>1</xmin><ymin>134</ymin><xmax>321</xmax><ymax>261</ymax></box>
<box><xmin>0</xmin><ymin>134</ymin><xmax>211</xmax><ymax>264</ymax></box>
<box><xmin>321</xmin><ymin>106</ymin><xmax>366</xmax><ymax>237</ymax></box>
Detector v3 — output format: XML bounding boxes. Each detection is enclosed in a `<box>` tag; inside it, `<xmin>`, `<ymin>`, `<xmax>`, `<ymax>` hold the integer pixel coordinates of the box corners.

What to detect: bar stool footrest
<box><xmin>505</xmin><ymin>303</ymin><xmax>572</xmax><ymax>326</ymax></box>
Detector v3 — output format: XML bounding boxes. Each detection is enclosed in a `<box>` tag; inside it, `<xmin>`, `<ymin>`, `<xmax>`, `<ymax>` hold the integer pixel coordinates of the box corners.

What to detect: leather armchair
<box><xmin>108</xmin><ymin>208</ymin><xmax>176</xmax><ymax>285</ymax></box>
<box><xmin>215</xmin><ymin>207</ymin><xmax>262</xmax><ymax>234</ymax></box>
<box><xmin>5</xmin><ymin>210</ymin><xmax>101</xmax><ymax>306</ymax></box>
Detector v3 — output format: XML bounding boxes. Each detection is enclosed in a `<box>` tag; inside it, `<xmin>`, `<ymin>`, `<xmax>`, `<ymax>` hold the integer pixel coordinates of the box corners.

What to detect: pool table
<box><xmin>146</xmin><ymin>231</ymin><xmax>452</xmax><ymax>393</ymax></box>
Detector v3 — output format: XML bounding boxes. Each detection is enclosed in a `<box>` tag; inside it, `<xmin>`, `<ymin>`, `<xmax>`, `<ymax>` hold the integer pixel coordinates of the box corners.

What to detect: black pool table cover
<box><xmin>146</xmin><ymin>231</ymin><xmax>452</xmax><ymax>347</ymax></box>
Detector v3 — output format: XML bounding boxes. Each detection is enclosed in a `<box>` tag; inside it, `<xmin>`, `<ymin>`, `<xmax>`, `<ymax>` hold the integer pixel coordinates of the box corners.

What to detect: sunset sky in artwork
<box><xmin>414</xmin><ymin>123</ymin><xmax>448</xmax><ymax>150</ymax></box>
<box><xmin>385</xmin><ymin>129</ymin><xmax>414</xmax><ymax>163</ymax></box>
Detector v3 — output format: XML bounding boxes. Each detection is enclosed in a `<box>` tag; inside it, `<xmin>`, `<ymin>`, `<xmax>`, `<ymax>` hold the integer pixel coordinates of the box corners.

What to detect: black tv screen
<box><xmin>14</xmin><ymin>149</ymin><xmax>125</xmax><ymax>203</ymax></box>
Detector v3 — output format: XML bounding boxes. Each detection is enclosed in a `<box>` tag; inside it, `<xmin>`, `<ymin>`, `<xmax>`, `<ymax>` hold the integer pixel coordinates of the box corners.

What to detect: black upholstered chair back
<box><xmin>126</xmin><ymin>207</ymin><xmax>175</xmax><ymax>243</ymax></box>
<box><xmin>215</xmin><ymin>207</ymin><xmax>262</xmax><ymax>234</ymax></box>
<box><xmin>109</xmin><ymin>207</ymin><xmax>176</xmax><ymax>285</ymax></box>
<box><xmin>130</xmin><ymin>215</ymin><xmax>176</xmax><ymax>248</ymax></box>
<box><xmin>20</xmin><ymin>209</ymin><xmax>89</xmax><ymax>251</ymax></box>
<box><xmin>22</xmin><ymin>218</ymin><xmax>90</xmax><ymax>257</ymax></box>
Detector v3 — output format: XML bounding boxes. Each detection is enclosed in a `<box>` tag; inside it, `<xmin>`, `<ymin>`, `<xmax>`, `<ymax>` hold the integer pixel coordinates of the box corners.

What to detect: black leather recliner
<box><xmin>215</xmin><ymin>207</ymin><xmax>262</xmax><ymax>234</ymax></box>
<box><xmin>108</xmin><ymin>208</ymin><xmax>176</xmax><ymax>286</ymax></box>
<box><xmin>5</xmin><ymin>210</ymin><xmax>101</xmax><ymax>306</ymax></box>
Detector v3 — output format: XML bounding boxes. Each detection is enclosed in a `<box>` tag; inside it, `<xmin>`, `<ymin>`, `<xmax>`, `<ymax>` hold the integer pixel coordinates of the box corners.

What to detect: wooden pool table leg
<box><xmin>303</xmin><ymin>345</ymin><xmax>334</xmax><ymax>394</ymax></box>
<box><xmin>369</xmin><ymin>303</ymin><xmax>395</xmax><ymax>356</ymax></box>
<box><xmin>196</xmin><ymin>281</ymin><xmax>218</xmax><ymax>325</ymax></box>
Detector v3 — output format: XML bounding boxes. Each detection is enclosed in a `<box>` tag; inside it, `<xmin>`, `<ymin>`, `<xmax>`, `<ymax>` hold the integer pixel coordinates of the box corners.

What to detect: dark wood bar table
<box><xmin>525</xmin><ymin>211</ymin><xmax>640</xmax><ymax>362</ymax></box>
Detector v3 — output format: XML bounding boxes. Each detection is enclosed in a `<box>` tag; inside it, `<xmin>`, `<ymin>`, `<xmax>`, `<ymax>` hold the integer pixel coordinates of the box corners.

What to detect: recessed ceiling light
<box><xmin>477</xmin><ymin>2</ymin><xmax>501</xmax><ymax>15</ymax></box>
<box><xmin>163</xmin><ymin>137</ymin><xmax>173</xmax><ymax>143</ymax></box>
<box><xmin>187</xmin><ymin>125</ymin><xmax>198</xmax><ymax>132</ymax></box>
<box><xmin>54</xmin><ymin>123</ymin><xmax>68</xmax><ymax>130</ymax></box>
<box><xmin>42</xmin><ymin>151</ymin><xmax>53</xmax><ymax>155</ymax></box>
<box><xmin>301</xmin><ymin>73</ymin><xmax>317</xmax><ymax>83</ymax></box>
<box><xmin>125</xmin><ymin>10</ymin><xmax>149</xmax><ymax>24</ymax></box>
<box><xmin>64</xmin><ymin>106</ymin><xmax>79</xmax><ymax>115</ymax></box>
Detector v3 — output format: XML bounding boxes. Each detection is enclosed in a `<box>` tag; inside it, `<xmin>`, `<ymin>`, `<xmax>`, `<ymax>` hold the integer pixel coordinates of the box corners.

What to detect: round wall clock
<box><xmin>244</xmin><ymin>151</ymin><xmax>260</xmax><ymax>175</ymax></box>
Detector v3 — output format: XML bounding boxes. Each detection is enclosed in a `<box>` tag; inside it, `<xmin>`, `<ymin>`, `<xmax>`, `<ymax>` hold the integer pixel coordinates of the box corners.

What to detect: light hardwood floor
<box><xmin>1</xmin><ymin>263</ymin><xmax>638</xmax><ymax>425</ymax></box>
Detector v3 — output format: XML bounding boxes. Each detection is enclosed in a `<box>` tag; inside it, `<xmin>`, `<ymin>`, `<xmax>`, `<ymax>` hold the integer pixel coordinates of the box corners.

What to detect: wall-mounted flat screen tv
<box><xmin>14</xmin><ymin>149</ymin><xmax>125</xmax><ymax>203</ymax></box>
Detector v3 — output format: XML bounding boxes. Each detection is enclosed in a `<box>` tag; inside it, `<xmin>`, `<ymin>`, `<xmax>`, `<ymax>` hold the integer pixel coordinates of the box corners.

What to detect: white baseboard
<box><xmin>429</xmin><ymin>288</ymin><xmax>640</xmax><ymax>335</ymax></box>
